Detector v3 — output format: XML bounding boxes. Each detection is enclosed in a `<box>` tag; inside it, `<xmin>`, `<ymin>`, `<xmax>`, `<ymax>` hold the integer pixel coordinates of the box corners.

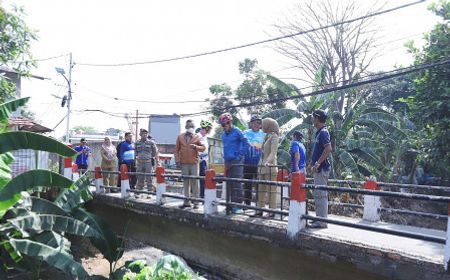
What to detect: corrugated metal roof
<box><xmin>8</xmin><ymin>117</ymin><xmax>52</xmax><ymax>133</ymax></box>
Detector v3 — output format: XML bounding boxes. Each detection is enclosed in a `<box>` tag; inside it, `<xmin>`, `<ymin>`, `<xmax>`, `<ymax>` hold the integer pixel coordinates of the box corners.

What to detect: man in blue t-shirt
<box><xmin>290</xmin><ymin>131</ymin><xmax>306</xmax><ymax>174</ymax></box>
<box><xmin>118</xmin><ymin>132</ymin><xmax>136</xmax><ymax>189</ymax></box>
<box><xmin>309</xmin><ymin>109</ymin><xmax>332</xmax><ymax>228</ymax></box>
<box><xmin>243</xmin><ymin>115</ymin><xmax>265</xmax><ymax>206</ymax></box>
<box><xmin>74</xmin><ymin>138</ymin><xmax>91</xmax><ymax>172</ymax></box>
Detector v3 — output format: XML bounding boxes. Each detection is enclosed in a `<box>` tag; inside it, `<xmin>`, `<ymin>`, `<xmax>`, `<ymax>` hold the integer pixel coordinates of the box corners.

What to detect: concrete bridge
<box><xmin>65</xmin><ymin>162</ymin><xmax>450</xmax><ymax>280</ymax></box>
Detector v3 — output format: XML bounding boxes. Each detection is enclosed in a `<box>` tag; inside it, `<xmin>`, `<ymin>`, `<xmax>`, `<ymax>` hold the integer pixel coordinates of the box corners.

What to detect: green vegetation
<box><xmin>0</xmin><ymin>98</ymin><xmax>124</xmax><ymax>279</ymax></box>
<box><xmin>121</xmin><ymin>255</ymin><xmax>201</xmax><ymax>280</ymax></box>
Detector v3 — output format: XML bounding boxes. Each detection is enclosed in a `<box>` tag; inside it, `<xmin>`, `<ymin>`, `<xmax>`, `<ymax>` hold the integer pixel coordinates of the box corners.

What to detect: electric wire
<box><xmin>75</xmin><ymin>0</ymin><xmax>425</xmax><ymax>67</ymax></box>
<box><xmin>73</xmin><ymin>57</ymin><xmax>450</xmax><ymax>117</ymax></box>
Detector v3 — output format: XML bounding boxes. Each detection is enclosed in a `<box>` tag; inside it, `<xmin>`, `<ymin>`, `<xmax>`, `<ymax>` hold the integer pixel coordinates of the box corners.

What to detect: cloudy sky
<box><xmin>4</xmin><ymin>0</ymin><xmax>440</xmax><ymax>137</ymax></box>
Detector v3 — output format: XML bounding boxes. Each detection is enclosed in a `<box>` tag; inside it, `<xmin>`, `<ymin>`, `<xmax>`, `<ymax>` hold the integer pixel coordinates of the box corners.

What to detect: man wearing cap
<box><xmin>243</xmin><ymin>115</ymin><xmax>265</xmax><ymax>206</ymax></box>
<box><xmin>290</xmin><ymin>130</ymin><xmax>306</xmax><ymax>174</ymax></box>
<box><xmin>309</xmin><ymin>109</ymin><xmax>332</xmax><ymax>228</ymax></box>
<box><xmin>135</xmin><ymin>128</ymin><xmax>159</xmax><ymax>195</ymax></box>
<box><xmin>74</xmin><ymin>138</ymin><xmax>91</xmax><ymax>173</ymax></box>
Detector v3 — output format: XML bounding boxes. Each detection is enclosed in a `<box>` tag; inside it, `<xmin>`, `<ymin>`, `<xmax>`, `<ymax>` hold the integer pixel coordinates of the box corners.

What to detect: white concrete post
<box><xmin>94</xmin><ymin>166</ymin><xmax>104</xmax><ymax>193</ymax></box>
<box><xmin>220</xmin><ymin>168</ymin><xmax>227</xmax><ymax>200</ymax></box>
<box><xmin>120</xmin><ymin>164</ymin><xmax>130</xmax><ymax>198</ymax></box>
<box><xmin>63</xmin><ymin>157</ymin><xmax>73</xmax><ymax>179</ymax></box>
<box><xmin>363</xmin><ymin>177</ymin><xmax>381</xmax><ymax>222</ymax></box>
<box><xmin>287</xmin><ymin>172</ymin><xmax>307</xmax><ymax>239</ymax></box>
<box><xmin>72</xmin><ymin>164</ymin><xmax>80</xmax><ymax>181</ymax></box>
<box><xmin>444</xmin><ymin>203</ymin><xmax>450</xmax><ymax>270</ymax></box>
<box><xmin>63</xmin><ymin>144</ymin><xmax>73</xmax><ymax>179</ymax></box>
<box><xmin>204</xmin><ymin>169</ymin><xmax>218</xmax><ymax>216</ymax></box>
<box><xmin>156</xmin><ymin>166</ymin><xmax>166</xmax><ymax>205</ymax></box>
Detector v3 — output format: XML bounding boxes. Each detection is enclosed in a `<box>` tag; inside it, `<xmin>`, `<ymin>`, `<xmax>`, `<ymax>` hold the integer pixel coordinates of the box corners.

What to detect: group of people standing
<box><xmin>73</xmin><ymin>108</ymin><xmax>332</xmax><ymax>227</ymax></box>
<box><xmin>217</xmin><ymin>109</ymin><xmax>332</xmax><ymax>227</ymax></box>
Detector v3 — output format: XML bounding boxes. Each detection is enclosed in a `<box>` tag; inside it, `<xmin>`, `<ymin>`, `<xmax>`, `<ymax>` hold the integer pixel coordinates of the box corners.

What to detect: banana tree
<box><xmin>0</xmin><ymin>98</ymin><xmax>122</xmax><ymax>279</ymax></box>
<box><xmin>329</xmin><ymin>99</ymin><xmax>411</xmax><ymax>180</ymax></box>
<box><xmin>262</xmin><ymin>74</ymin><xmax>334</xmax><ymax>167</ymax></box>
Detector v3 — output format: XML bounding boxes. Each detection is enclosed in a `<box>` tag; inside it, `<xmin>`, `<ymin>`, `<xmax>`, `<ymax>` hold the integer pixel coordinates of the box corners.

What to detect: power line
<box><xmin>213</xmin><ymin>57</ymin><xmax>450</xmax><ymax>112</ymax></box>
<box><xmin>75</xmin><ymin>65</ymin><xmax>298</xmax><ymax>104</ymax></box>
<box><xmin>74</xmin><ymin>57</ymin><xmax>450</xmax><ymax>117</ymax></box>
<box><xmin>76</xmin><ymin>0</ymin><xmax>425</xmax><ymax>67</ymax></box>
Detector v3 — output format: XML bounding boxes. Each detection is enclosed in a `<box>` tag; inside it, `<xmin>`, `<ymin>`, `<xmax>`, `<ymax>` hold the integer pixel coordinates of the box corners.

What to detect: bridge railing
<box><xmin>88</xmin><ymin>164</ymin><xmax>450</xmax><ymax>269</ymax></box>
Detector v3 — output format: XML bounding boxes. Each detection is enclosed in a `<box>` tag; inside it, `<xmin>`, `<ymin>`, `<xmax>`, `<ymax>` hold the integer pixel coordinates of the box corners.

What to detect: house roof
<box><xmin>8</xmin><ymin>117</ymin><xmax>53</xmax><ymax>133</ymax></box>
<box><xmin>0</xmin><ymin>65</ymin><xmax>47</xmax><ymax>80</ymax></box>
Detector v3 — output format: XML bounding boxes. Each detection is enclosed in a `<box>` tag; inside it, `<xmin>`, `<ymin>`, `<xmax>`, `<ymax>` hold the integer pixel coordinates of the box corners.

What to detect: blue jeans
<box><xmin>199</xmin><ymin>160</ymin><xmax>207</xmax><ymax>198</ymax></box>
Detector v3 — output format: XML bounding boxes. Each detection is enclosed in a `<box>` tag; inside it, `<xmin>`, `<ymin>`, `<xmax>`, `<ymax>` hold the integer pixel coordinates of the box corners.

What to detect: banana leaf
<box><xmin>351</xmin><ymin>148</ymin><xmax>386</xmax><ymax>173</ymax></box>
<box><xmin>34</xmin><ymin>231</ymin><xmax>71</xmax><ymax>254</ymax></box>
<box><xmin>376</xmin><ymin>121</ymin><xmax>407</xmax><ymax>139</ymax></box>
<box><xmin>262</xmin><ymin>108</ymin><xmax>298</xmax><ymax>124</ymax></box>
<box><xmin>0</xmin><ymin>98</ymin><xmax>30</xmax><ymax>133</ymax></box>
<box><xmin>346</xmin><ymin>139</ymin><xmax>382</xmax><ymax>151</ymax></box>
<box><xmin>0</xmin><ymin>131</ymin><xmax>75</xmax><ymax>156</ymax></box>
<box><xmin>9</xmin><ymin>238</ymin><xmax>89</xmax><ymax>279</ymax></box>
<box><xmin>0</xmin><ymin>98</ymin><xmax>30</xmax><ymax>123</ymax></box>
<box><xmin>55</xmin><ymin>176</ymin><xmax>92</xmax><ymax>212</ymax></box>
<box><xmin>72</xmin><ymin>208</ymin><xmax>124</xmax><ymax>264</ymax></box>
<box><xmin>357</xmin><ymin>163</ymin><xmax>373</xmax><ymax>177</ymax></box>
<box><xmin>339</xmin><ymin>150</ymin><xmax>360</xmax><ymax>176</ymax></box>
<box><xmin>30</xmin><ymin>197</ymin><xmax>68</xmax><ymax>216</ymax></box>
<box><xmin>0</xmin><ymin>170</ymin><xmax>73</xmax><ymax>219</ymax></box>
<box><xmin>0</xmin><ymin>152</ymin><xmax>14</xmax><ymax>190</ymax></box>
<box><xmin>359</xmin><ymin>112</ymin><xmax>398</xmax><ymax>123</ymax></box>
<box><xmin>266</xmin><ymin>74</ymin><xmax>302</xmax><ymax>100</ymax></box>
<box><xmin>8</xmin><ymin>214</ymin><xmax>101</xmax><ymax>238</ymax></box>
<box><xmin>355</xmin><ymin>119</ymin><xmax>386</xmax><ymax>137</ymax></box>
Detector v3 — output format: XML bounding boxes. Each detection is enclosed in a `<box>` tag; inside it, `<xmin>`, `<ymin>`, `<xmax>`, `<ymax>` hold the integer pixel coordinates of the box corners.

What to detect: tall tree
<box><xmin>0</xmin><ymin>6</ymin><xmax>36</xmax><ymax>103</ymax></box>
<box><xmin>273</xmin><ymin>0</ymin><xmax>382</xmax><ymax>118</ymax></box>
<box><xmin>207</xmin><ymin>58</ymin><xmax>288</xmax><ymax>119</ymax></box>
<box><xmin>405</xmin><ymin>0</ymin><xmax>450</xmax><ymax>181</ymax></box>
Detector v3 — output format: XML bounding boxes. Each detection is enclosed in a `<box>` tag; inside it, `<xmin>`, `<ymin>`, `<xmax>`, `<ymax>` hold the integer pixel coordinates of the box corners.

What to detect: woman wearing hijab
<box><xmin>101</xmin><ymin>137</ymin><xmax>117</xmax><ymax>188</ymax></box>
<box><xmin>256</xmin><ymin>118</ymin><xmax>280</xmax><ymax>217</ymax></box>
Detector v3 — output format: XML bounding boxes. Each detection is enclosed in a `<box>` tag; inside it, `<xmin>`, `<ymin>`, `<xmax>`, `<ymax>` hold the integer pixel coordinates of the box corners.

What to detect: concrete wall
<box><xmin>89</xmin><ymin>195</ymin><xmax>450</xmax><ymax>280</ymax></box>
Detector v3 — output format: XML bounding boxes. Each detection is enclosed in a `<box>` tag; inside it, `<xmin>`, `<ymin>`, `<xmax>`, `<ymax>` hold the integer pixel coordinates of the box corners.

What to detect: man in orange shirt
<box><xmin>175</xmin><ymin>120</ymin><xmax>205</xmax><ymax>209</ymax></box>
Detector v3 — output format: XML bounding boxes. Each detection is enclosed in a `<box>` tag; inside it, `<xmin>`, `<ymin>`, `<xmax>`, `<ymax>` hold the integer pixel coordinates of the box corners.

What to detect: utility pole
<box><xmin>56</xmin><ymin>53</ymin><xmax>73</xmax><ymax>143</ymax></box>
<box><xmin>135</xmin><ymin>109</ymin><xmax>139</xmax><ymax>139</ymax></box>
<box><xmin>66</xmin><ymin>53</ymin><xmax>73</xmax><ymax>143</ymax></box>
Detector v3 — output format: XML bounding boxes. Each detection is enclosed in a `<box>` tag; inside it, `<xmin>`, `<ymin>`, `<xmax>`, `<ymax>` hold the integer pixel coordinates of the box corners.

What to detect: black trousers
<box><xmin>243</xmin><ymin>165</ymin><xmax>258</xmax><ymax>205</ymax></box>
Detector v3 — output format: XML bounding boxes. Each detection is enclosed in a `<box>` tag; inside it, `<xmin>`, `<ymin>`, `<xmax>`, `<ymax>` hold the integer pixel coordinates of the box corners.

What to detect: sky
<box><xmin>3</xmin><ymin>0</ymin><xmax>441</xmax><ymax>138</ymax></box>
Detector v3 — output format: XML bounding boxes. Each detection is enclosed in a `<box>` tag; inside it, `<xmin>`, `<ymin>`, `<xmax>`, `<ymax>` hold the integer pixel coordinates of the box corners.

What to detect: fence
<box><xmin>62</xmin><ymin>163</ymin><xmax>450</xmax><ymax>269</ymax></box>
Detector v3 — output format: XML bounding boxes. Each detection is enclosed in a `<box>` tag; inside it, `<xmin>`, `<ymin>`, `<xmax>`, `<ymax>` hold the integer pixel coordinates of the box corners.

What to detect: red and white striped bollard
<box><xmin>72</xmin><ymin>164</ymin><xmax>80</xmax><ymax>181</ymax></box>
<box><xmin>156</xmin><ymin>166</ymin><xmax>166</xmax><ymax>205</ymax></box>
<box><xmin>363</xmin><ymin>177</ymin><xmax>381</xmax><ymax>222</ymax></box>
<box><xmin>287</xmin><ymin>171</ymin><xmax>307</xmax><ymax>239</ymax></box>
<box><xmin>120</xmin><ymin>164</ymin><xmax>130</xmax><ymax>198</ymax></box>
<box><xmin>95</xmin><ymin>166</ymin><xmax>104</xmax><ymax>193</ymax></box>
<box><xmin>204</xmin><ymin>169</ymin><xmax>218</xmax><ymax>216</ymax></box>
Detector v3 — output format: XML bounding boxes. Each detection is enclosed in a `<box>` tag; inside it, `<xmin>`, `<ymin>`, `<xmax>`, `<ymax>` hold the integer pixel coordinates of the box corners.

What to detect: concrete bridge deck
<box><xmin>88</xmin><ymin>192</ymin><xmax>450</xmax><ymax>280</ymax></box>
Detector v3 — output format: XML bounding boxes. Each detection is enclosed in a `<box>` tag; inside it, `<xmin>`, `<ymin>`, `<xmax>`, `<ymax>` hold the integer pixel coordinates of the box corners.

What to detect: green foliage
<box><xmin>207</xmin><ymin>58</ymin><xmax>289</xmax><ymax>120</ymax></box>
<box><xmin>404</xmin><ymin>0</ymin><xmax>450</xmax><ymax>181</ymax></box>
<box><xmin>0</xmin><ymin>98</ymin><xmax>124</xmax><ymax>279</ymax></box>
<box><xmin>122</xmin><ymin>255</ymin><xmax>201</xmax><ymax>280</ymax></box>
<box><xmin>0</xmin><ymin>6</ymin><xmax>37</xmax><ymax>103</ymax></box>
